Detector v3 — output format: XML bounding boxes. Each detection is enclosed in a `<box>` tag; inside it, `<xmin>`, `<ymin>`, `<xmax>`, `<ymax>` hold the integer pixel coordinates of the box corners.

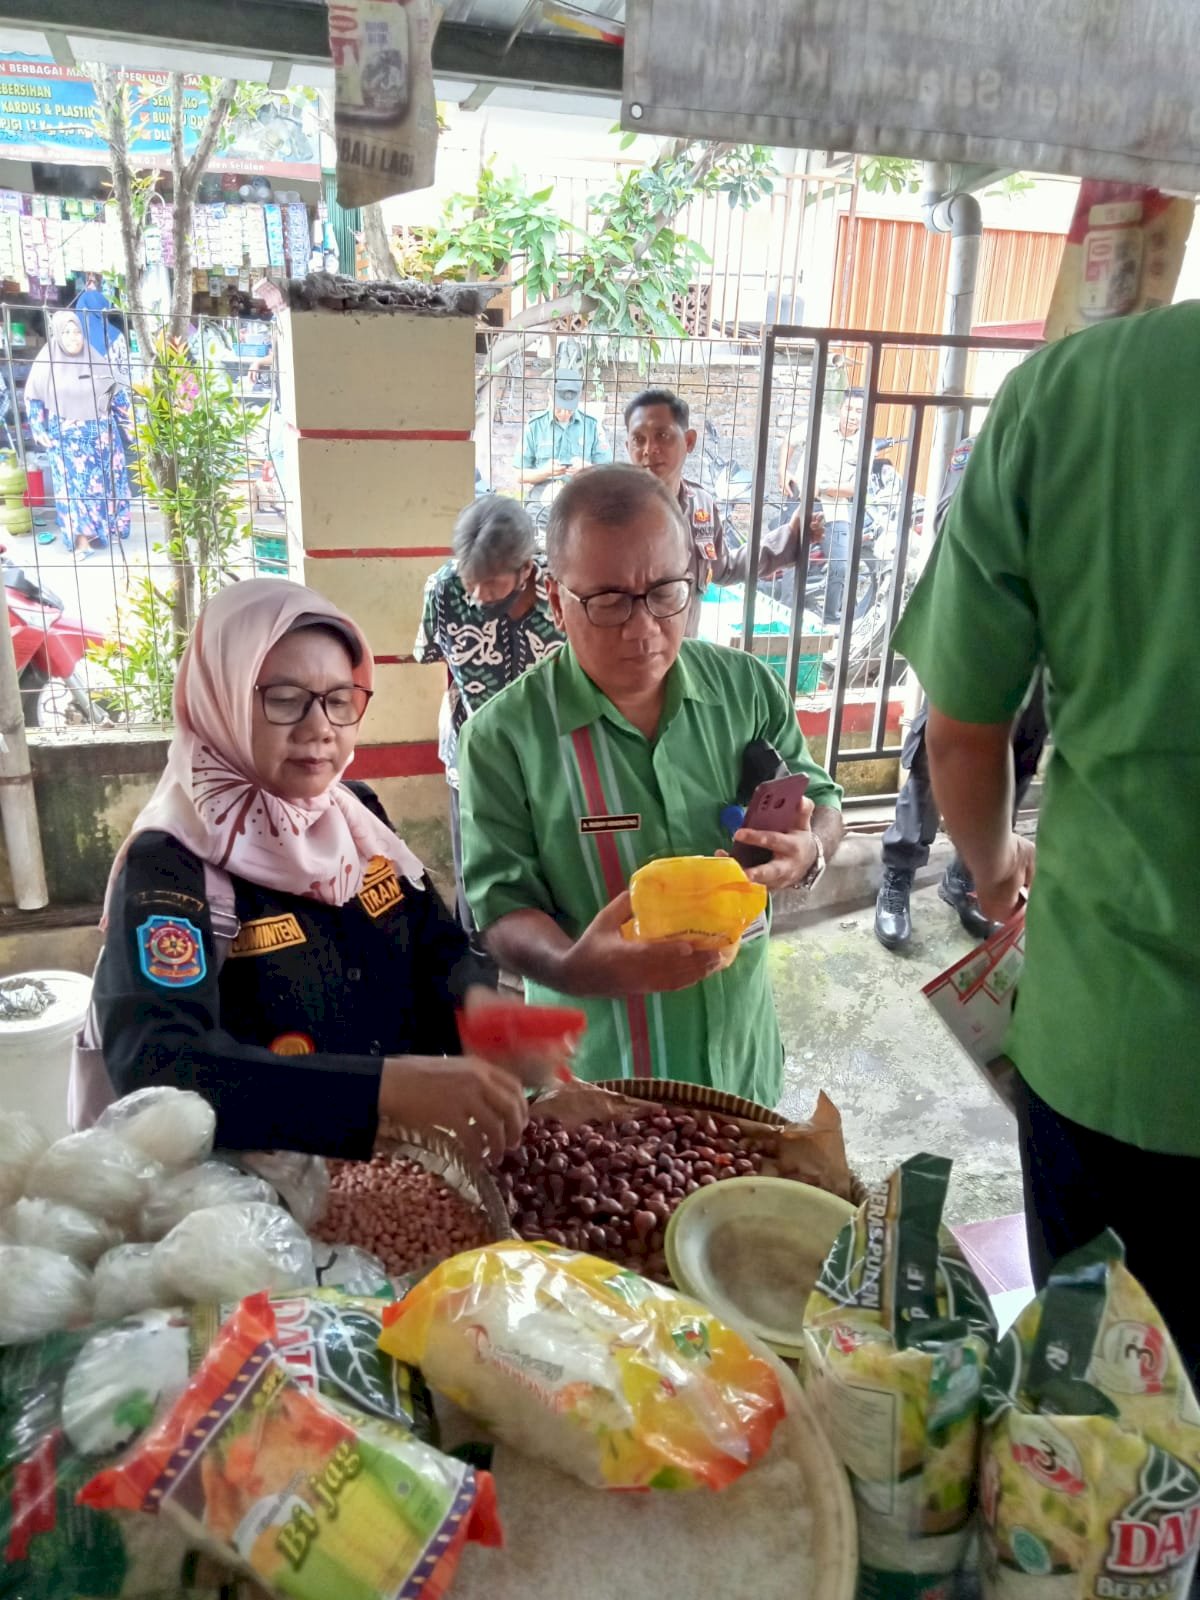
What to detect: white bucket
<box><xmin>0</xmin><ymin>970</ymin><xmax>93</xmax><ymax>1141</ymax></box>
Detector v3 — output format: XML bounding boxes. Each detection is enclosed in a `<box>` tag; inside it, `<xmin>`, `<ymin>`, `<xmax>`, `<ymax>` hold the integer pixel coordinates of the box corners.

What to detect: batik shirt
<box><xmin>413</xmin><ymin>558</ymin><xmax>563</xmax><ymax>787</ymax></box>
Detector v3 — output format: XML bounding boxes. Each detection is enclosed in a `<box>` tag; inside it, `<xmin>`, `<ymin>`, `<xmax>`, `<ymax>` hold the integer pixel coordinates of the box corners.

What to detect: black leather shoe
<box><xmin>939</xmin><ymin>865</ymin><xmax>1000</xmax><ymax>942</ymax></box>
<box><xmin>874</xmin><ymin>866</ymin><xmax>914</xmax><ymax>951</ymax></box>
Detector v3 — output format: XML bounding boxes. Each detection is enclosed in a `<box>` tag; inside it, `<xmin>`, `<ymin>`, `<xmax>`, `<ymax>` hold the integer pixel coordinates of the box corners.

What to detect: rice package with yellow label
<box><xmin>980</xmin><ymin>1230</ymin><xmax>1200</xmax><ymax>1600</ymax></box>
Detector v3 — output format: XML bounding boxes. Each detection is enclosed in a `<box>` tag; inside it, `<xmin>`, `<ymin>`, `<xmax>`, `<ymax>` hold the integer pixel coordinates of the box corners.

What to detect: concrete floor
<box><xmin>769</xmin><ymin>883</ymin><xmax>1023</xmax><ymax>1227</ymax></box>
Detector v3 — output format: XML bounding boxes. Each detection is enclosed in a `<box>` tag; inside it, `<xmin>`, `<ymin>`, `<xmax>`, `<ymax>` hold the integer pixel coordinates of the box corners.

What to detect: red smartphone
<box><xmin>730</xmin><ymin>773</ymin><xmax>810</xmax><ymax>869</ymax></box>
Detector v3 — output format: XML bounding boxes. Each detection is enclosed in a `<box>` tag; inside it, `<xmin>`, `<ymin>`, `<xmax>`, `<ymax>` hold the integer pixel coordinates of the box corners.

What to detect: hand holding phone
<box><xmin>729</xmin><ymin>773</ymin><xmax>810</xmax><ymax>869</ymax></box>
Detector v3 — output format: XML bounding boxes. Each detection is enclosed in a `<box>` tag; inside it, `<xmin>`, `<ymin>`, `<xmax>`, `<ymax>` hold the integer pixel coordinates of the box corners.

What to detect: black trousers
<box><xmin>448</xmin><ymin>783</ymin><xmax>499</xmax><ymax>990</ymax></box>
<box><xmin>882</xmin><ymin>672</ymin><xmax>1049</xmax><ymax>875</ymax></box>
<box><xmin>1013</xmin><ymin>1072</ymin><xmax>1200</xmax><ymax>1388</ymax></box>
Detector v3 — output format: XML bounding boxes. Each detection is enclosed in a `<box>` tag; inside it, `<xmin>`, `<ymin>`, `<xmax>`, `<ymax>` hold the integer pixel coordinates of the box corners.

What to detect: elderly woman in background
<box><xmin>414</xmin><ymin>495</ymin><xmax>562</xmax><ymax>982</ymax></box>
<box><xmin>25</xmin><ymin>308</ymin><xmax>132</xmax><ymax>557</ymax></box>
<box><xmin>75</xmin><ymin>579</ymin><xmax>532</xmax><ymax>1164</ymax></box>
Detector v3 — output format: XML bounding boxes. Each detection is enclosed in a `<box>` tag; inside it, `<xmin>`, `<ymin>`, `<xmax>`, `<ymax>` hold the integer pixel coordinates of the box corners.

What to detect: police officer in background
<box><xmin>874</xmin><ymin>434</ymin><xmax>1048</xmax><ymax>951</ymax></box>
<box><xmin>624</xmin><ymin>386</ymin><xmax>810</xmax><ymax>636</ymax></box>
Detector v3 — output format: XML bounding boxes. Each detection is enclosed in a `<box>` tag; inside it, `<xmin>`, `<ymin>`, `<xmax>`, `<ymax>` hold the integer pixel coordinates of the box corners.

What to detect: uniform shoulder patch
<box><xmin>358</xmin><ymin>854</ymin><xmax>404</xmax><ymax>919</ymax></box>
<box><xmin>137</xmin><ymin>916</ymin><xmax>206</xmax><ymax>988</ymax></box>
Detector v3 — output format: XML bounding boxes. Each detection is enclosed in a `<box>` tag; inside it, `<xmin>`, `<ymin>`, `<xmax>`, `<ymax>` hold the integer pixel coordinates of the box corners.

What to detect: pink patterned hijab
<box><xmin>103</xmin><ymin>579</ymin><xmax>423</xmax><ymax>916</ymax></box>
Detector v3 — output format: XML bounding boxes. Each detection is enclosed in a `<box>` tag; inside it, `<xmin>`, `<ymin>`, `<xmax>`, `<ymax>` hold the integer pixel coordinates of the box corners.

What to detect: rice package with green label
<box><xmin>804</xmin><ymin>1153</ymin><xmax>998</xmax><ymax>1600</ymax></box>
<box><xmin>980</xmin><ymin>1230</ymin><xmax>1200</xmax><ymax>1600</ymax></box>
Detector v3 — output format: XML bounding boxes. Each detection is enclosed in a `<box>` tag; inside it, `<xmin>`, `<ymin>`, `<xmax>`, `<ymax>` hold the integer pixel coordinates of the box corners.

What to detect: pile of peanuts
<box><xmin>493</xmin><ymin>1110</ymin><xmax>769</xmax><ymax>1282</ymax></box>
<box><xmin>314</xmin><ymin>1154</ymin><xmax>494</xmax><ymax>1278</ymax></box>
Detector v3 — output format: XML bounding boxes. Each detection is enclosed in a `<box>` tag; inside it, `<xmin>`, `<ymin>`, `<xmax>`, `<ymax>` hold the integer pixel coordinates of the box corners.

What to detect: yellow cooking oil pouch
<box><xmin>622</xmin><ymin>856</ymin><xmax>768</xmax><ymax>951</ymax></box>
<box><xmin>380</xmin><ymin>1240</ymin><xmax>786</xmax><ymax>1490</ymax></box>
<box><xmin>80</xmin><ymin>1293</ymin><xmax>502</xmax><ymax>1600</ymax></box>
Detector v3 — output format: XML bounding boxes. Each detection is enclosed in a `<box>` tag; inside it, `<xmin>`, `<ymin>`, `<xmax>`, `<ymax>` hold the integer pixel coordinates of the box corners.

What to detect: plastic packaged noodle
<box><xmin>980</xmin><ymin>1231</ymin><xmax>1200</xmax><ymax>1600</ymax></box>
<box><xmin>81</xmin><ymin>1295</ymin><xmax>503</xmax><ymax>1600</ymax></box>
<box><xmin>153</xmin><ymin>1202</ymin><xmax>314</xmax><ymax>1303</ymax></box>
<box><xmin>804</xmin><ymin>1154</ymin><xmax>998</xmax><ymax>1600</ymax></box>
<box><xmin>139</xmin><ymin>1162</ymin><xmax>278</xmax><ymax>1241</ymax></box>
<box><xmin>623</xmin><ymin>856</ymin><xmax>767</xmax><ymax>952</ymax></box>
<box><xmin>237</xmin><ymin>1150</ymin><xmax>329</xmax><ymax>1230</ymax></box>
<box><xmin>7</xmin><ymin>1196</ymin><xmax>123</xmax><ymax>1265</ymax></box>
<box><xmin>27</xmin><ymin>1130</ymin><xmax>161</xmax><ymax>1226</ymax></box>
<box><xmin>0</xmin><ymin>1109</ymin><xmax>49</xmax><ymax>1207</ymax></box>
<box><xmin>93</xmin><ymin>1245</ymin><xmax>163</xmax><ymax>1320</ymax></box>
<box><xmin>96</xmin><ymin>1088</ymin><xmax>216</xmax><ymax>1171</ymax></box>
<box><xmin>0</xmin><ymin>1244</ymin><xmax>93</xmax><ymax>1345</ymax></box>
<box><xmin>1</xmin><ymin>1293</ymin><xmax>440</xmax><ymax>1600</ymax></box>
<box><xmin>379</xmin><ymin>1240</ymin><xmax>786</xmax><ymax>1490</ymax></box>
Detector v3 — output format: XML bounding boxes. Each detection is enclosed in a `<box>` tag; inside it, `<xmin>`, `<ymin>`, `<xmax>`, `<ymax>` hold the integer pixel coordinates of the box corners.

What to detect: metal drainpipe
<box><xmin>902</xmin><ymin>163</ymin><xmax>983</xmax><ymax>727</ymax></box>
<box><xmin>0</xmin><ymin>596</ymin><xmax>47</xmax><ymax>910</ymax></box>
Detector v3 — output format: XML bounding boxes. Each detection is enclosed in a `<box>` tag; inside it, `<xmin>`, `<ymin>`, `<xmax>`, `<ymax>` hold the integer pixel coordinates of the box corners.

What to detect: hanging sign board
<box><xmin>623</xmin><ymin>0</ymin><xmax>1200</xmax><ymax>191</ymax></box>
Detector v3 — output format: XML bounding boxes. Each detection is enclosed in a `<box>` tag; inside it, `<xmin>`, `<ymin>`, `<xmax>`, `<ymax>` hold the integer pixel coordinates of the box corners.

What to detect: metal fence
<box><xmin>0</xmin><ymin>302</ymin><xmax>297</xmax><ymax>734</ymax></box>
<box><xmin>741</xmin><ymin>325</ymin><xmax>1042</xmax><ymax>794</ymax></box>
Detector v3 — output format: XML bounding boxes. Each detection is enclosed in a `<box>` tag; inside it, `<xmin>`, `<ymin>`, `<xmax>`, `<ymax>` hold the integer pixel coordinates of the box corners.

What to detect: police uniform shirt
<box><xmin>92</xmin><ymin>783</ymin><xmax>469</xmax><ymax>1158</ymax></box>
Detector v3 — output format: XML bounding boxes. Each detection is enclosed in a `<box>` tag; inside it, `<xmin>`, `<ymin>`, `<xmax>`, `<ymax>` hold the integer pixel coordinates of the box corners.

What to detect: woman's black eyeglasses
<box><xmin>255</xmin><ymin>683</ymin><xmax>373</xmax><ymax>726</ymax></box>
<box><xmin>556</xmin><ymin>575</ymin><xmax>694</xmax><ymax>628</ymax></box>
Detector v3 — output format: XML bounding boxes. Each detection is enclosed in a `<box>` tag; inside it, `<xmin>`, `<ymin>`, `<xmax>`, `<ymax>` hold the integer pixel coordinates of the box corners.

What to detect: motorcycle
<box><xmin>3</xmin><ymin>556</ymin><xmax>114</xmax><ymax>729</ymax></box>
<box><xmin>698</xmin><ymin>417</ymin><xmax>754</xmax><ymax>514</ymax></box>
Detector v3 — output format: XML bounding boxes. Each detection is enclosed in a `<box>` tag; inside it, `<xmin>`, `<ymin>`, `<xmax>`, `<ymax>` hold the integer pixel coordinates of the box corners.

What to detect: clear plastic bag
<box><xmin>308</xmin><ymin>1239</ymin><xmax>391</xmax><ymax>1297</ymax></box>
<box><xmin>6</xmin><ymin>1196</ymin><xmax>123</xmax><ymax>1265</ymax></box>
<box><xmin>96</xmin><ymin>1087</ymin><xmax>216</xmax><ymax>1171</ymax></box>
<box><xmin>27</xmin><ymin>1130</ymin><xmax>161</xmax><ymax>1225</ymax></box>
<box><xmin>93</xmin><ymin>1244</ymin><xmax>164</xmax><ymax>1320</ymax></box>
<box><xmin>0</xmin><ymin>1108</ymin><xmax>49</xmax><ymax>1207</ymax></box>
<box><xmin>152</xmin><ymin>1201</ymin><xmax>315</xmax><ymax>1303</ymax></box>
<box><xmin>239</xmin><ymin>1149</ymin><xmax>330</xmax><ymax>1228</ymax></box>
<box><xmin>138</xmin><ymin>1160</ymin><xmax>276</xmax><ymax>1241</ymax></box>
<box><xmin>0</xmin><ymin>1243</ymin><xmax>93</xmax><ymax>1344</ymax></box>
<box><xmin>380</xmin><ymin>1240</ymin><xmax>787</xmax><ymax>1490</ymax></box>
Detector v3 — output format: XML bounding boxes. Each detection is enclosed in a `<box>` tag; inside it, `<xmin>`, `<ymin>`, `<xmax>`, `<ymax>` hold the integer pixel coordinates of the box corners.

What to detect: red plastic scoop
<box><xmin>458</xmin><ymin>1001</ymin><xmax>587</xmax><ymax>1082</ymax></box>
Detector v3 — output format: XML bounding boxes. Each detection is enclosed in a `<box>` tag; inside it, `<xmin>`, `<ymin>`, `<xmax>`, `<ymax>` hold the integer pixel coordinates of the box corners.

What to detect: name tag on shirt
<box><xmin>579</xmin><ymin>813</ymin><xmax>641</xmax><ymax>835</ymax></box>
<box><xmin>741</xmin><ymin>912</ymin><xmax>768</xmax><ymax>944</ymax></box>
<box><xmin>229</xmin><ymin>914</ymin><xmax>307</xmax><ymax>959</ymax></box>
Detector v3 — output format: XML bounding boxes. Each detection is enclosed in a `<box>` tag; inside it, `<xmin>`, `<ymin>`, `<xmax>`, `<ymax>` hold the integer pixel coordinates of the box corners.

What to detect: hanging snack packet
<box><xmin>980</xmin><ymin>1231</ymin><xmax>1200</xmax><ymax>1600</ymax></box>
<box><xmin>804</xmin><ymin>1154</ymin><xmax>998</xmax><ymax>1600</ymax></box>
<box><xmin>81</xmin><ymin>1294</ymin><xmax>502</xmax><ymax>1600</ymax></box>
<box><xmin>379</xmin><ymin>1240</ymin><xmax>786</xmax><ymax>1490</ymax></box>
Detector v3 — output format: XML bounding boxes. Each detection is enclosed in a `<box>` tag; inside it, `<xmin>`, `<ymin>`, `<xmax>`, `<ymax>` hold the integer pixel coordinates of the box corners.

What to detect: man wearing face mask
<box><xmin>415</xmin><ymin>496</ymin><xmax>563</xmax><ymax>980</ymax></box>
<box><xmin>516</xmin><ymin>366</ymin><xmax>613</xmax><ymax>507</ymax></box>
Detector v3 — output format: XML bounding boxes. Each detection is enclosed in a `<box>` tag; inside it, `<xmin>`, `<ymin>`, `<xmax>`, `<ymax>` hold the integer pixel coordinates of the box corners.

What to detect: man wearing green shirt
<box><xmin>458</xmin><ymin>464</ymin><xmax>843</xmax><ymax>1105</ymax></box>
<box><xmin>892</xmin><ymin>303</ymin><xmax>1200</xmax><ymax>1379</ymax></box>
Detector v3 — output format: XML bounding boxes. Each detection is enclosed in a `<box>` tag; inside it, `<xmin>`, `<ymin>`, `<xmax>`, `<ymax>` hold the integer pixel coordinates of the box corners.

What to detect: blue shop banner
<box><xmin>0</xmin><ymin>55</ymin><xmax>320</xmax><ymax>179</ymax></box>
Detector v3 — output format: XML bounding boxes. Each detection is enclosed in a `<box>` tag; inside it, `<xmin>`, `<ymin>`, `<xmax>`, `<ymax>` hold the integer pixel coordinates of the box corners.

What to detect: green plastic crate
<box><xmin>253</xmin><ymin>533</ymin><xmax>289</xmax><ymax>575</ymax></box>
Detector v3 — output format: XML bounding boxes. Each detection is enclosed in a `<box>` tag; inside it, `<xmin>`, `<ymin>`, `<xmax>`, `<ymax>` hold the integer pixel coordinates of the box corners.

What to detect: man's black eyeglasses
<box><xmin>556</xmin><ymin>576</ymin><xmax>694</xmax><ymax>628</ymax></box>
<box><xmin>255</xmin><ymin>683</ymin><xmax>373</xmax><ymax>726</ymax></box>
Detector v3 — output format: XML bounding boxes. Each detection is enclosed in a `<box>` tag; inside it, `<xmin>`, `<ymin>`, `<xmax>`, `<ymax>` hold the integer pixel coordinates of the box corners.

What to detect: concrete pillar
<box><xmin>276</xmin><ymin>308</ymin><xmax>476</xmax><ymax>886</ymax></box>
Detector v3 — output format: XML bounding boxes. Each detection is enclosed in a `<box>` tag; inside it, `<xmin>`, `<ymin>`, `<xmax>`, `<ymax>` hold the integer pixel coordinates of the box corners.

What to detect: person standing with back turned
<box><xmin>892</xmin><ymin>303</ymin><xmax>1200</xmax><ymax>1382</ymax></box>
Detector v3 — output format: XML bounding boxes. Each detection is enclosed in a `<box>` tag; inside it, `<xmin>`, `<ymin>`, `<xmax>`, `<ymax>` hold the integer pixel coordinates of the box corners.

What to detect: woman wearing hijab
<box><xmin>75</xmin><ymin>273</ymin><xmax>120</xmax><ymax>357</ymax></box>
<box><xmin>25</xmin><ymin>308</ymin><xmax>132</xmax><ymax>556</ymax></box>
<box><xmin>73</xmin><ymin>579</ymin><xmax>531</xmax><ymax>1164</ymax></box>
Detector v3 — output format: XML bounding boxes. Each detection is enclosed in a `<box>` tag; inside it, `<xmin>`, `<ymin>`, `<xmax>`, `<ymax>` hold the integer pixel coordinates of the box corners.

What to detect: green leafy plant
<box><xmin>859</xmin><ymin>156</ymin><xmax>921</xmax><ymax>195</ymax></box>
<box><xmin>92</xmin><ymin>336</ymin><xmax>267</xmax><ymax>718</ymax></box>
<box><xmin>431</xmin><ymin>164</ymin><xmax>564</xmax><ymax>303</ymax></box>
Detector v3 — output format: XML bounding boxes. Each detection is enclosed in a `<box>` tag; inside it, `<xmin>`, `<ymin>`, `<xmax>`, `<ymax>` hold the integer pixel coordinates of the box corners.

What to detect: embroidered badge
<box><xmin>358</xmin><ymin>854</ymin><xmax>404</xmax><ymax>919</ymax></box>
<box><xmin>579</xmin><ymin>813</ymin><xmax>641</xmax><ymax>835</ymax></box>
<box><xmin>138</xmin><ymin>917</ymin><xmax>205</xmax><ymax>988</ymax></box>
<box><xmin>229</xmin><ymin>914</ymin><xmax>307</xmax><ymax>959</ymax></box>
<box><xmin>704</xmin><ymin>540</ymin><xmax>717</xmax><ymax>560</ymax></box>
<box><xmin>270</xmin><ymin>1032</ymin><xmax>316</xmax><ymax>1056</ymax></box>
<box><xmin>131</xmin><ymin>889</ymin><xmax>205</xmax><ymax>915</ymax></box>
<box><xmin>693</xmin><ymin>507</ymin><xmax>710</xmax><ymax>525</ymax></box>
<box><xmin>950</xmin><ymin>438</ymin><xmax>975</xmax><ymax>473</ymax></box>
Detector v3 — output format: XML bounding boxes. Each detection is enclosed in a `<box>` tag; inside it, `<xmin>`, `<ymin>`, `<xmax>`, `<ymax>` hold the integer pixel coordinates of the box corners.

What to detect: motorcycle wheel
<box><xmin>19</xmin><ymin>665</ymin><xmax>95</xmax><ymax>731</ymax></box>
